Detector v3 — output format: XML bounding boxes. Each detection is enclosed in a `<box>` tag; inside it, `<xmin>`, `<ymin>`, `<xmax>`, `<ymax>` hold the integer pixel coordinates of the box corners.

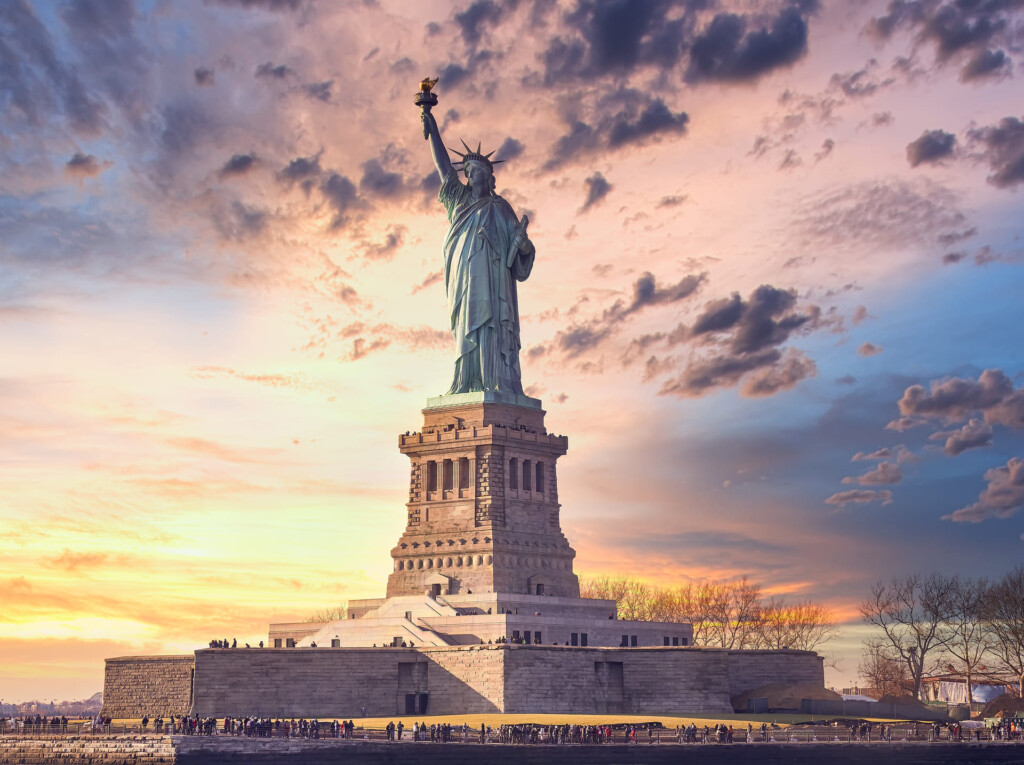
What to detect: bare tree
<box><xmin>859</xmin><ymin>574</ymin><xmax>954</xmax><ymax>699</ymax></box>
<box><xmin>940</xmin><ymin>575</ymin><xmax>992</xmax><ymax>704</ymax></box>
<box><xmin>581</xmin><ymin>575</ymin><xmax>837</xmax><ymax>653</ymax></box>
<box><xmin>759</xmin><ymin>597</ymin><xmax>840</xmax><ymax>652</ymax></box>
<box><xmin>673</xmin><ymin>580</ymin><xmax>718</xmax><ymax>646</ymax></box>
<box><xmin>859</xmin><ymin>638</ymin><xmax>912</xmax><ymax>698</ymax></box>
<box><xmin>304</xmin><ymin>601</ymin><xmax>348</xmax><ymax>623</ymax></box>
<box><xmin>982</xmin><ymin>565</ymin><xmax>1024</xmax><ymax>698</ymax></box>
<box><xmin>580</xmin><ymin>577</ymin><xmax>657</xmax><ymax>621</ymax></box>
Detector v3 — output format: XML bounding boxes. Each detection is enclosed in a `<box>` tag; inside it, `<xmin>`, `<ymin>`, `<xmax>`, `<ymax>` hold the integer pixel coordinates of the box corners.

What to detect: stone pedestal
<box><xmin>386</xmin><ymin>394</ymin><xmax>579</xmax><ymax>599</ymax></box>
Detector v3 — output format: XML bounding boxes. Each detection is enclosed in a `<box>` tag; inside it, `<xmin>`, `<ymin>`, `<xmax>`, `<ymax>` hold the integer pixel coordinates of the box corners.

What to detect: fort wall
<box><xmin>104</xmin><ymin>645</ymin><xmax>822</xmax><ymax>718</ymax></box>
<box><xmin>724</xmin><ymin>649</ymin><xmax>826</xmax><ymax>699</ymax></box>
<box><xmin>102</xmin><ymin>656</ymin><xmax>195</xmax><ymax>718</ymax></box>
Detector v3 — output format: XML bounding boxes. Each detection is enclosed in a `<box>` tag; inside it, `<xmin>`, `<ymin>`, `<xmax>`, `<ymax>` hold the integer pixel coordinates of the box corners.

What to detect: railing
<box><xmin>2</xmin><ymin>719</ymin><xmax>1020</xmax><ymax>743</ymax></box>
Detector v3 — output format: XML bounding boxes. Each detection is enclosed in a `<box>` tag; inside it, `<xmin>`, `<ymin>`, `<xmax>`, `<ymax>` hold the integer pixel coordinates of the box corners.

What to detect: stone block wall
<box><xmin>501</xmin><ymin>647</ymin><xmax>735</xmax><ymax>715</ymax></box>
<box><xmin>104</xmin><ymin>645</ymin><xmax>824</xmax><ymax>719</ymax></box>
<box><xmin>724</xmin><ymin>649</ymin><xmax>824</xmax><ymax>698</ymax></box>
<box><xmin>422</xmin><ymin>646</ymin><xmax>503</xmax><ymax>713</ymax></box>
<box><xmin>189</xmin><ymin>647</ymin><xmax>504</xmax><ymax>718</ymax></box>
<box><xmin>0</xmin><ymin>736</ymin><xmax>176</xmax><ymax>765</ymax></box>
<box><xmin>102</xmin><ymin>656</ymin><xmax>194</xmax><ymax>718</ymax></box>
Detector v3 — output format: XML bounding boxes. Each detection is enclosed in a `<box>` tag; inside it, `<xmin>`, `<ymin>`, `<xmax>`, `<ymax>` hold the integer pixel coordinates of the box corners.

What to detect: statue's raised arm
<box><xmin>413</xmin><ymin>78</ymin><xmax>535</xmax><ymax>398</ymax></box>
<box><xmin>415</xmin><ymin>78</ymin><xmax>451</xmax><ymax>181</ymax></box>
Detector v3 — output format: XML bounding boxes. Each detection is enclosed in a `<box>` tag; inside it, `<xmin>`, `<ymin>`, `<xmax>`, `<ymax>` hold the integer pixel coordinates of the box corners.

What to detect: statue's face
<box><xmin>464</xmin><ymin>161</ymin><xmax>492</xmax><ymax>194</ymax></box>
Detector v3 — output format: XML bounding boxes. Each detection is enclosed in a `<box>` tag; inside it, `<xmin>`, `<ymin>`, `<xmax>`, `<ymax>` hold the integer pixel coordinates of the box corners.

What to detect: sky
<box><xmin>1</xmin><ymin>0</ymin><xmax>1023</xmax><ymax>703</ymax></box>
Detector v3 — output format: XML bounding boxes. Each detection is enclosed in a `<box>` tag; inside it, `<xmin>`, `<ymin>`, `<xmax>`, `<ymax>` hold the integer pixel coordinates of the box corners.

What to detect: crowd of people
<box><xmin>1</xmin><ymin>715</ymin><xmax>72</xmax><ymax>733</ymax></box>
<box><xmin>5</xmin><ymin>711</ymin><xmax>1022</xmax><ymax>744</ymax></box>
<box><xmin>206</xmin><ymin>639</ymin><xmax>264</xmax><ymax>649</ymax></box>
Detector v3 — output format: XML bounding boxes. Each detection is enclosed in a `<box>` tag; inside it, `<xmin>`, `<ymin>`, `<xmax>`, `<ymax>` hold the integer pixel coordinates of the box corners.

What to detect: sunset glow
<box><xmin>2</xmin><ymin>0</ymin><xmax>1023</xmax><ymax>702</ymax></box>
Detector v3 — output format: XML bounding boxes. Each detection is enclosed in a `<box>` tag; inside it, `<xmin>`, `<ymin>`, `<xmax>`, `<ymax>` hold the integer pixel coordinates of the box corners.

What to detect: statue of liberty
<box><xmin>416</xmin><ymin>80</ymin><xmax>535</xmax><ymax>395</ymax></box>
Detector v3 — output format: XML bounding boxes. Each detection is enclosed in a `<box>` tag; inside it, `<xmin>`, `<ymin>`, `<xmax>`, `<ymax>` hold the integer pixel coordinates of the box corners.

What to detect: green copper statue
<box><xmin>416</xmin><ymin>79</ymin><xmax>535</xmax><ymax>395</ymax></box>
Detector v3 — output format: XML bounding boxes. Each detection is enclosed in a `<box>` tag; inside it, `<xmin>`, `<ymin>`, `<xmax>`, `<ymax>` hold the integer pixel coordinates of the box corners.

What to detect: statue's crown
<box><xmin>449</xmin><ymin>140</ymin><xmax>504</xmax><ymax>173</ymax></box>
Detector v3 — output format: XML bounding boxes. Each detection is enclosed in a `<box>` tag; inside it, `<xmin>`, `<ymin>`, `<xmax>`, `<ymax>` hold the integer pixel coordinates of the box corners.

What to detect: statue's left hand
<box><xmin>514</xmin><ymin>215</ymin><xmax>533</xmax><ymax>255</ymax></box>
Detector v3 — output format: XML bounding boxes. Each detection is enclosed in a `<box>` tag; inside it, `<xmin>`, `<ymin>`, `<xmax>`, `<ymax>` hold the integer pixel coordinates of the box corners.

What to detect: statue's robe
<box><xmin>439</xmin><ymin>167</ymin><xmax>533</xmax><ymax>394</ymax></box>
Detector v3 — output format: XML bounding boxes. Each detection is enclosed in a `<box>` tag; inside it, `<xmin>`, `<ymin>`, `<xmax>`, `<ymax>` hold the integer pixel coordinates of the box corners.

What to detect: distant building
<box><xmin>920</xmin><ymin>674</ymin><xmax>1020</xmax><ymax>705</ymax></box>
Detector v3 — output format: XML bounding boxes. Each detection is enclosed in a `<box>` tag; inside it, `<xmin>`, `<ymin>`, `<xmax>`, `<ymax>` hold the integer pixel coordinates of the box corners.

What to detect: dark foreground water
<box><xmin>5</xmin><ymin>736</ymin><xmax>1024</xmax><ymax>764</ymax></box>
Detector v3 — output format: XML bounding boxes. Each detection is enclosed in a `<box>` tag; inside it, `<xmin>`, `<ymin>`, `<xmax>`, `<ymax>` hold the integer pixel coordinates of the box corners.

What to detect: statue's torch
<box><xmin>415</xmin><ymin>77</ymin><xmax>439</xmax><ymax>140</ymax></box>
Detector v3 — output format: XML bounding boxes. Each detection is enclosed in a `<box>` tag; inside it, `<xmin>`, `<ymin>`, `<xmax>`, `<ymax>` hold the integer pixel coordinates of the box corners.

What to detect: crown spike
<box><xmin>447</xmin><ymin>140</ymin><xmax>504</xmax><ymax>175</ymax></box>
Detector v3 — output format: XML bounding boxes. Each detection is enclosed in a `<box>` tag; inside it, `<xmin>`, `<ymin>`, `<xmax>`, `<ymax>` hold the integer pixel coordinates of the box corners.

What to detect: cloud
<box><xmin>211</xmin><ymin>201</ymin><xmax>267</xmax><ymax>241</ymax></box>
<box><xmin>190</xmin><ymin>366</ymin><xmax>320</xmax><ymax>393</ymax></box>
<box><xmin>607</xmin><ymin>99</ymin><xmax>690</xmax><ymax>148</ymax></box>
<box><xmin>836</xmin><ymin>374</ymin><xmax>856</xmax><ymax>385</ymax></box>
<box><xmin>945</xmin><ymin>457</ymin><xmax>1024</xmax><ymax>523</ymax></box>
<box><xmin>739</xmin><ymin>348</ymin><xmax>817</xmax><ymax>397</ymax></box>
<box><xmin>850</xmin><ymin>445</ymin><xmax>916</xmax><ymax>465</ymax></box>
<box><xmin>897</xmin><ymin>369</ymin><xmax>1024</xmax><ymax>429</ymax></box>
<box><xmin>814</xmin><ymin>138</ymin><xmax>835</xmax><ymax>162</ymax></box>
<box><xmin>194</xmin><ymin>67</ymin><xmax>214</xmax><ymax>86</ymax></box>
<box><xmin>277</xmin><ymin>153</ymin><xmax>322</xmax><ymax>193</ymax></box>
<box><xmin>871</xmin><ymin>111</ymin><xmax>894</xmax><ymax>127</ymax></box>
<box><xmin>45</xmin><ymin>549</ymin><xmax>111</xmax><ymax>572</ymax></box>
<box><xmin>858</xmin><ymin>342</ymin><xmax>883</xmax><ymax>357</ymax></box>
<box><xmin>779</xmin><ymin>149</ymin><xmax>801</xmax><ymax>170</ymax></box>
<box><xmin>496</xmin><ymin>137</ymin><xmax>524</xmax><ymax>162</ymax></box>
<box><xmin>209</xmin><ymin>0</ymin><xmax>303</xmax><ymax>12</ymax></box>
<box><xmin>218</xmin><ymin>153</ymin><xmax>258</xmax><ymax>179</ymax></box>
<box><xmin>657</xmin><ymin>195</ymin><xmax>687</xmax><ymax>208</ymax></box>
<box><xmin>550</xmin><ymin>271</ymin><xmax>706</xmax><ymax>358</ymax></box>
<box><xmin>685</xmin><ymin>7</ymin><xmax>810</xmax><ymax>84</ymax></box>
<box><xmin>438</xmin><ymin>62</ymin><xmax>471</xmax><ymax>90</ymax></box>
<box><xmin>853</xmin><ymin>447</ymin><xmax>891</xmax><ymax>462</ymax></box>
<box><xmin>906</xmin><ymin>129</ymin><xmax>956</xmax><ymax>167</ymax></box>
<box><xmin>966</xmin><ymin>116</ymin><xmax>1024</xmax><ymax>189</ymax></box>
<box><xmin>330</xmin><ymin>323</ymin><xmax>451</xmax><ymax>362</ymax></box>
<box><xmin>165</xmin><ymin>436</ymin><xmax>281</xmax><ymax>464</ymax></box>
<box><xmin>659</xmin><ymin>348</ymin><xmax>784</xmax><ymax>397</ymax></box>
<box><xmin>255</xmin><ymin>62</ymin><xmax>293</xmax><ymax>79</ymax></box>
<box><xmin>794</xmin><ymin>179</ymin><xmax>966</xmax><ymax>254</ymax></box>
<box><xmin>960</xmin><ymin>48</ymin><xmax>1010</xmax><ymax>81</ymax></box>
<box><xmin>938</xmin><ymin>227</ymin><xmax>977</xmax><ymax>246</ymax></box>
<box><xmin>885</xmin><ymin>416</ymin><xmax>927</xmax><ymax>431</ymax></box>
<box><xmin>825</xmin><ymin>489</ymin><xmax>894</xmax><ymax>507</ymax></box>
<box><xmin>842</xmin><ymin>461</ymin><xmax>902</xmax><ymax>486</ymax></box>
<box><xmin>58</xmin><ymin>0</ymin><xmax>150</xmax><ymax>117</ymax></box>
<box><xmin>320</xmin><ymin>173</ymin><xmax>358</xmax><ymax>230</ymax></box>
<box><xmin>412</xmin><ymin>271</ymin><xmax>443</xmax><ymax>295</ymax></box>
<box><xmin>453</xmin><ymin>0</ymin><xmax>504</xmax><ymax>47</ymax></box>
<box><xmin>0</xmin><ymin>0</ymin><xmax>106</xmax><ymax>135</ymax></box>
<box><xmin>655</xmin><ymin>284</ymin><xmax>824</xmax><ymax>398</ymax></box>
<box><xmin>852</xmin><ymin>305</ymin><xmax>870</xmax><ymax>325</ymax></box>
<box><xmin>689</xmin><ymin>285</ymin><xmax>818</xmax><ymax>354</ymax></box>
<box><xmin>544</xmin><ymin>91</ymin><xmax>689</xmax><ymax>169</ymax></box>
<box><xmin>359</xmin><ymin>158</ymin><xmax>404</xmax><ymax>199</ymax></box>
<box><xmin>829</xmin><ymin>61</ymin><xmax>895</xmax><ymax>98</ymax></box>
<box><xmin>302</xmin><ymin>80</ymin><xmax>333</xmax><ymax>102</ymax></box>
<box><xmin>540</xmin><ymin>0</ymin><xmax>697</xmax><ymax>82</ymax></box>
<box><xmin>64</xmin><ymin>152</ymin><xmax>105</xmax><ymax>178</ymax></box>
<box><xmin>580</xmin><ymin>172</ymin><xmax>612</xmax><ymax>211</ymax></box>
<box><xmin>866</xmin><ymin>0</ymin><xmax>1018</xmax><ymax>82</ymax></box>
<box><xmin>360</xmin><ymin>225</ymin><xmax>406</xmax><ymax>261</ymax></box>
<box><xmin>930</xmin><ymin>418</ymin><xmax>994</xmax><ymax>457</ymax></box>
